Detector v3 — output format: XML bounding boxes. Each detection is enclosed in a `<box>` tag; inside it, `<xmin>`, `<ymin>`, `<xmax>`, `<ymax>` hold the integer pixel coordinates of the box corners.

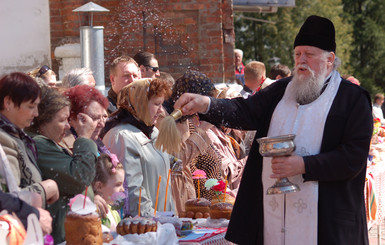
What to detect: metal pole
<box><xmin>80</xmin><ymin>26</ymin><xmax>106</xmax><ymax>93</ymax></box>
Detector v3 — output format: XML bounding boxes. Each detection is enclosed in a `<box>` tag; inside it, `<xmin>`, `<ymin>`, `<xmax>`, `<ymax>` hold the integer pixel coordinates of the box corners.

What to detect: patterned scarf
<box><xmin>0</xmin><ymin>113</ymin><xmax>38</xmax><ymax>160</ymax></box>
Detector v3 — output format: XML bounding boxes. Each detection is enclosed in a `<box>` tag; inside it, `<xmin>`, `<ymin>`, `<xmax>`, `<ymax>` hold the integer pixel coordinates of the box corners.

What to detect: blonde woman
<box><xmin>28</xmin><ymin>65</ymin><xmax>58</xmax><ymax>87</ymax></box>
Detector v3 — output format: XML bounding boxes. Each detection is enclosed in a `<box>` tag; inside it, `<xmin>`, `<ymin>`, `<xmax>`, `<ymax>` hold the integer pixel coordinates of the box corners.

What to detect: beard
<box><xmin>291</xmin><ymin>63</ymin><xmax>329</xmax><ymax>105</ymax></box>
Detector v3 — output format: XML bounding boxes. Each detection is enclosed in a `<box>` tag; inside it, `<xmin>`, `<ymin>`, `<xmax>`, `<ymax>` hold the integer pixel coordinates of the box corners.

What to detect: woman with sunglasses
<box><xmin>133</xmin><ymin>51</ymin><xmax>161</xmax><ymax>79</ymax></box>
<box><xmin>61</xmin><ymin>84</ymin><xmax>114</xmax><ymax>222</ymax></box>
<box><xmin>62</xmin><ymin>85</ymin><xmax>109</xmax><ymax>150</ymax></box>
<box><xmin>28</xmin><ymin>65</ymin><xmax>58</xmax><ymax>87</ymax></box>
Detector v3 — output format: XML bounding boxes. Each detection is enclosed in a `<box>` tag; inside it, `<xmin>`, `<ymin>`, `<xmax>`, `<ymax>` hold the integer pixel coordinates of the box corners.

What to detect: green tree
<box><xmin>234</xmin><ymin>0</ymin><xmax>353</xmax><ymax>77</ymax></box>
<box><xmin>342</xmin><ymin>0</ymin><xmax>385</xmax><ymax>94</ymax></box>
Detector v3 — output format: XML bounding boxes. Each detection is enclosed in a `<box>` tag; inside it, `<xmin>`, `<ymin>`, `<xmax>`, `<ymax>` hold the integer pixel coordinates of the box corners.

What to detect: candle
<box><xmin>138</xmin><ymin>187</ymin><xmax>142</xmax><ymax>217</ymax></box>
<box><xmin>197</xmin><ymin>179</ymin><xmax>200</xmax><ymax>199</ymax></box>
<box><xmin>223</xmin><ymin>179</ymin><xmax>228</xmax><ymax>203</ymax></box>
<box><xmin>154</xmin><ymin>176</ymin><xmax>162</xmax><ymax>216</ymax></box>
<box><xmin>83</xmin><ymin>186</ymin><xmax>88</xmax><ymax>209</ymax></box>
<box><xmin>164</xmin><ymin>169</ymin><xmax>171</xmax><ymax>211</ymax></box>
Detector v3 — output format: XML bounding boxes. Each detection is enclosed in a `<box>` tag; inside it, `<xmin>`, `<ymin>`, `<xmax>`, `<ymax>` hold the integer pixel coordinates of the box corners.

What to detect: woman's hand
<box><xmin>40</xmin><ymin>179</ymin><xmax>59</xmax><ymax>205</ymax></box>
<box><xmin>94</xmin><ymin>194</ymin><xmax>108</xmax><ymax>218</ymax></box>
<box><xmin>72</xmin><ymin>113</ymin><xmax>98</xmax><ymax>139</ymax></box>
<box><xmin>37</xmin><ymin>208</ymin><xmax>53</xmax><ymax>235</ymax></box>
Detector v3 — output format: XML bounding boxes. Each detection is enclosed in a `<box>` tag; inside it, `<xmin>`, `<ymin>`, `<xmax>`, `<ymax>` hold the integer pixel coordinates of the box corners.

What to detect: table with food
<box><xmin>62</xmin><ymin>194</ymin><xmax>234</xmax><ymax>245</ymax></box>
<box><xmin>365</xmin><ymin>118</ymin><xmax>385</xmax><ymax>244</ymax></box>
<box><xmin>57</xmin><ymin>173</ymin><xmax>235</xmax><ymax>245</ymax></box>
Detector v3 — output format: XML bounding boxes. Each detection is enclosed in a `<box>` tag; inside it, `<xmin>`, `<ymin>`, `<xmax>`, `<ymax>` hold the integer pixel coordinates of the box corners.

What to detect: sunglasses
<box><xmin>145</xmin><ymin>66</ymin><xmax>159</xmax><ymax>72</ymax></box>
<box><xmin>37</xmin><ymin>65</ymin><xmax>50</xmax><ymax>77</ymax></box>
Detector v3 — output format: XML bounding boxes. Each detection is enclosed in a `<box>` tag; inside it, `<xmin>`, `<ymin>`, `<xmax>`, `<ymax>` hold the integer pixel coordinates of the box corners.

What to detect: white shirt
<box><xmin>372</xmin><ymin>103</ymin><xmax>385</xmax><ymax>124</ymax></box>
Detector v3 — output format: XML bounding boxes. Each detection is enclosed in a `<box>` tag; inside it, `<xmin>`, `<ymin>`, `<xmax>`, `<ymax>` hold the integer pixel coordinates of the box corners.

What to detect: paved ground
<box><xmin>369</xmin><ymin>221</ymin><xmax>385</xmax><ymax>245</ymax></box>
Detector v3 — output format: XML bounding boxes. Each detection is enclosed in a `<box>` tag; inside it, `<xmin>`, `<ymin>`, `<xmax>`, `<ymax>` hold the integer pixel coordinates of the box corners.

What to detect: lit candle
<box><xmin>154</xmin><ymin>176</ymin><xmax>162</xmax><ymax>216</ymax></box>
<box><xmin>223</xmin><ymin>179</ymin><xmax>228</xmax><ymax>203</ymax></box>
<box><xmin>197</xmin><ymin>179</ymin><xmax>200</xmax><ymax>199</ymax></box>
<box><xmin>138</xmin><ymin>187</ymin><xmax>142</xmax><ymax>217</ymax></box>
<box><xmin>164</xmin><ymin>169</ymin><xmax>171</xmax><ymax>211</ymax></box>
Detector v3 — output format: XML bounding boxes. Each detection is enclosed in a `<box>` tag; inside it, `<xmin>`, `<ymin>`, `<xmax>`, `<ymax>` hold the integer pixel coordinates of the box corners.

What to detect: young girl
<box><xmin>93</xmin><ymin>154</ymin><xmax>125</xmax><ymax>232</ymax></box>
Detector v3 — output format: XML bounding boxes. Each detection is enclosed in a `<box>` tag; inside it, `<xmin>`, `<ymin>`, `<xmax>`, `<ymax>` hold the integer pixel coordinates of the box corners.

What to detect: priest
<box><xmin>174</xmin><ymin>15</ymin><xmax>372</xmax><ymax>245</ymax></box>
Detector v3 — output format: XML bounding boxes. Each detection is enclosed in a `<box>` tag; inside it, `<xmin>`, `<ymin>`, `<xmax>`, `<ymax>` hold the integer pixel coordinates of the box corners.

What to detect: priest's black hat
<box><xmin>294</xmin><ymin>15</ymin><xmax>336</xmax><ymax>53</ymax></box>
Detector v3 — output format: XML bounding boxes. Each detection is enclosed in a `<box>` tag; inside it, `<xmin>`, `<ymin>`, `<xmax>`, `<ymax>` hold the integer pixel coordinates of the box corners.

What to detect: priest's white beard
<box><xmin>291</xmin><ymin>63</ymin><xmax>329</xmax><ymax>105</ymax></box>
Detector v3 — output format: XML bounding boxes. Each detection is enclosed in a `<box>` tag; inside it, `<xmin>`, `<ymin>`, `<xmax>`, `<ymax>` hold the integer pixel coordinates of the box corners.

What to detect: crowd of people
<box><xmin>0</xmin><ymin>49</ymin><xmax>252</xmax><ymax>243</ymax></box>
<box><xmin>0</xmin><ymin>15</ymin><xmax>375</xmax><ymax>245</ymax></box>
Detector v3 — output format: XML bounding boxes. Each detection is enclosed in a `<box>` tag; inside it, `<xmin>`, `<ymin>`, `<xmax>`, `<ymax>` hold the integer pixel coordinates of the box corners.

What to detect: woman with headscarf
<box><xmin>102</xmin><ymin>78</ymin><xmax>174</xmax><ymax>217</ymax></box>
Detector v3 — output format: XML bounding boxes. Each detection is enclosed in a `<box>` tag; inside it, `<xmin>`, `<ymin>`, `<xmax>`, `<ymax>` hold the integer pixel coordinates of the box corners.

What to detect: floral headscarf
<box><xmin>117</xmin><ymin>78</ymin><xmax>153</xmax><ymax>126</ymax></box>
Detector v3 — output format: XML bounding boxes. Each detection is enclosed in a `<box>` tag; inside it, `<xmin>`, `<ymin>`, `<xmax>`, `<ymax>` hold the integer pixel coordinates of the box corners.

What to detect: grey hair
<box><xmin>333</xmin><ymin>56</ymin><xmax>341</xmax><ymax>70</ymax></box>
<box><xmin>234</xmin><ymin>49</ymin><xmax>243</xmax><ymax>57</ymax></box>
<box><xmin>62</xmin><ymin>67</ymin><xmax>93</xmax><ymax>88</ymax></box>
<box><xmin>319</xmin><ymin>50</ymin><xmax>341</xmax><ymax>71</ymax></box>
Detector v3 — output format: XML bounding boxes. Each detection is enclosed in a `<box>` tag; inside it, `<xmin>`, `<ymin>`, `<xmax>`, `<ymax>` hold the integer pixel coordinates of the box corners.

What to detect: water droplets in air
<box><xmin>105</xmin><ymin>0</ymin><xmax>193</xmax><ymax>70</ymax></box>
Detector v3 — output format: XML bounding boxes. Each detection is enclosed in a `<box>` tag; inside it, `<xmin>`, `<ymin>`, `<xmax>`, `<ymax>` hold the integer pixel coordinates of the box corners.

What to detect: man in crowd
<box><xmin>241</xmin><ymin>61</ymin><xmax>267</xmax><ymax>98</ymax></box>
<box><xmin>234</xmin><ymin>49</ymin><xmax>245</xmax><ymax>85</ymax></box>
<box><xmin>133</xmin><ymin>51</ymin><xmax>160</xmax><ymax>79</ymax></box>
<box><xmin>107</xmin><ymin>56</ymin><xmax>141</xmax><ymax>113</ymax></box>
<box><xmin>269</xmin><ymin>63</ymin><xmax>292</xmax><ymax>80</ymax></box>
<box><xmin>373</xmin><ymin>93</ymin><xmax>385</xmax><ymax>125</ymax></box>
<box><xmin>175</xmin><ymin>15</ymin><xmax>372</xmax><ymax>245</ymax></box>
<box><xmin>258</xmin><ymin>63</ymin><xmax>292</xmax><ymax>90</ymax></box>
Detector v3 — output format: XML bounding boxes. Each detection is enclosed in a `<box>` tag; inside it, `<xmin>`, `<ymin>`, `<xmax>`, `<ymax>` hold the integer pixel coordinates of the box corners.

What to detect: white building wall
<box><xmin>0</xmin><ymin>0</ymin><xmax>50</xmax><ymax>76</ymax></box>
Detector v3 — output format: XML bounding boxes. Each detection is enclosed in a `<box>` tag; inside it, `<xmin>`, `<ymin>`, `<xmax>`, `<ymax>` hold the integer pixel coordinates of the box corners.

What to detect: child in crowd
<box><xmin>92</xmin><ymin>154</ymin><xmax>125</xmax><ymax>232</ymax></box>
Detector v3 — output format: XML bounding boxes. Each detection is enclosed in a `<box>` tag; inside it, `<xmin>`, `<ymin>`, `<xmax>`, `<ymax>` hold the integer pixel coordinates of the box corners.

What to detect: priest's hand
<box><xmin>174</xmin><ymin>93</ymin><xmax>210</xmax><ymax>115</ymax></box>
<box><xmin>270</xmin><ymin>154</ymin><xmax>305</xmax><ymax>179</ymax></box>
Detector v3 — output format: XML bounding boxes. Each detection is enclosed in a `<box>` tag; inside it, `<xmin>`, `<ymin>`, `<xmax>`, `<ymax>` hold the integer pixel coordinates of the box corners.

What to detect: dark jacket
<box><xmin>0</xmin><ymin>190</ymin><xmax>39</xmax><ymax>229</ymax></box>
<box><xmin>202</xmin><ymin>76</ymin><xmax>372</xmax><ymax>245</ymax></box>
<box><xmin>107</xmin><ymin>88</ymin><xmax>118</xmax><ymax>114</ymax></box>
<box><xmin>33</xmin><ymin>135</ymin><xmax>97</xmax><ymax>244</ymax></box>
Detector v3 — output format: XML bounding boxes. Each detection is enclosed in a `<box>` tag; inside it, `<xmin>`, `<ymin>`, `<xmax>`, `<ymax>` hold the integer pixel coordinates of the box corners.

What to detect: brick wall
<box><xmin>49</xmin><ymin>0</ymin><xmax>236</xmax><ymax>84</ymax></box>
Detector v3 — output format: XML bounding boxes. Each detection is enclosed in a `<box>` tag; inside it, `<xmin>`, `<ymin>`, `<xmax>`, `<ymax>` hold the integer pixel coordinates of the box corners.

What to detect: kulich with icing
<box><xmin>65</xmin><ymin>195</ymin><xmax>103</xmax><ymax>245</ymax></box>
<box><xmin>65</xmin><ymin>212</ymin><xmax>103</xmax><ymax>245</ymax></box>
<box><xmin>211</xmin><ymin>193</ymin><xmax>235</xmax><ymax>205</ymax></box>
<box><xmin>210</xmin><ymin>202</ymin><xmax>233</xmax><ymax>220</ymax></box>
<box><xmin>116</xmin><ymin>217</ymin><xmax>157</xmax><ymax>235</ymax></box>
<box><xmin>184</xmin><ymin>198</ymin><xmax>211</xmax><ymax>219</ymax></box>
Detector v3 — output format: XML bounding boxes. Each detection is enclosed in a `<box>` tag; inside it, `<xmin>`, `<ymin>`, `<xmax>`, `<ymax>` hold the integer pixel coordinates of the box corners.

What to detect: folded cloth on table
<box><xmin>366</xmin><ymin>173</ymin><xmax>377</xmax><ymax>221</ymax></box>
